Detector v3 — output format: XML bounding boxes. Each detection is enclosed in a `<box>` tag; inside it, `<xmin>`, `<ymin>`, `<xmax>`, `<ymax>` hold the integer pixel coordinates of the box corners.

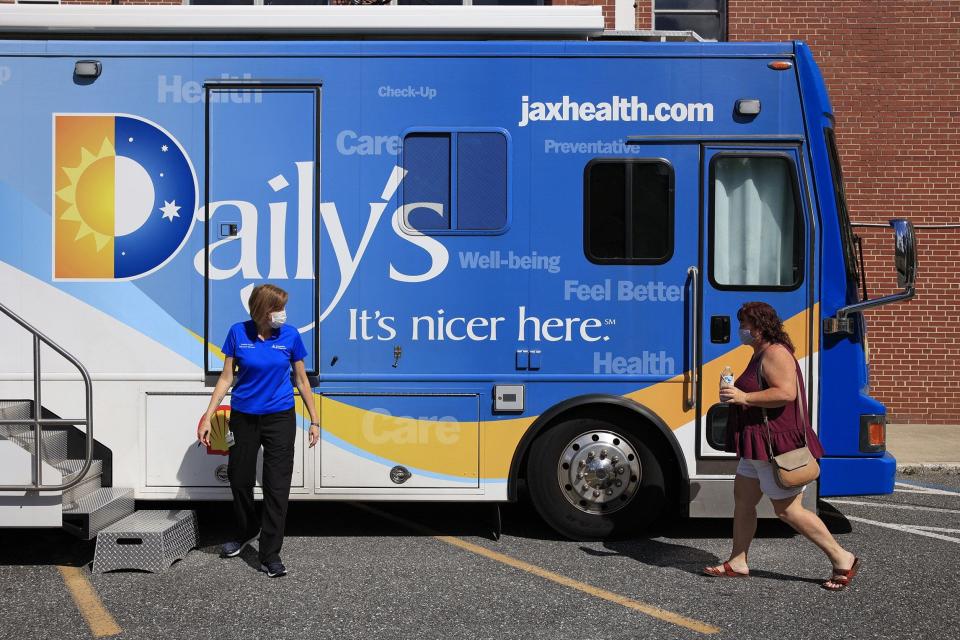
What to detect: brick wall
<box><xmin>726</xmin><ymin>1</ymin><xmax>960</xmax><ymax>423</ymax></box>
<box><xmin>635</xmin><ymin>0</ymin><xmax>650</xmax><ymax>30</ymax></box>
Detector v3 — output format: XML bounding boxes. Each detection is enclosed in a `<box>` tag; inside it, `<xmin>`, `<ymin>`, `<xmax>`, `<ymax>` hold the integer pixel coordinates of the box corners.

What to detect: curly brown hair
<box><xmin>737</xmin><ymin>302</ymin><xmax>795</xmax><ymax>352</ymax></box>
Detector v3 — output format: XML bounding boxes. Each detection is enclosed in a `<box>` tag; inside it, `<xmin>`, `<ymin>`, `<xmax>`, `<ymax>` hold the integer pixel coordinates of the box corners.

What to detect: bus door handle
<box><xmin>686</xmin><ymin>266</ymin><xmax>699</xmax><ymax>411</ymax></box>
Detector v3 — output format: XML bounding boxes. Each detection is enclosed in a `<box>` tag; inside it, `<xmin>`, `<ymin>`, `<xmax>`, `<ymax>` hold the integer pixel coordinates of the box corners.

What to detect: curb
<box><xmin>897</xmin><ymin>463</ymin><xmax>960</xmax><ymax>475</ymax></box>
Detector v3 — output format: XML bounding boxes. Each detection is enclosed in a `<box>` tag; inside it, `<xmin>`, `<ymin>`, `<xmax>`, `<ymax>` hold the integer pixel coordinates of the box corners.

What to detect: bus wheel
<box><xmin>527</xmin><ymin>418</ymin><xmax>667</xmax><ymax>541</ymax></box>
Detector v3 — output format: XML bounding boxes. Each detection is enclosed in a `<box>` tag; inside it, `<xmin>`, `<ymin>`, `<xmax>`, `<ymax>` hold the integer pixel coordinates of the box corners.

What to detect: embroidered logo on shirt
<box><xmin>271</xmin><ymin>344</ymin><xmax>288</xmax><ymax>350</ymax></box>
<box><xmin>238</xmin><ymin>343</ymin><xmax>255</xmax><ymax>349</ymax></box>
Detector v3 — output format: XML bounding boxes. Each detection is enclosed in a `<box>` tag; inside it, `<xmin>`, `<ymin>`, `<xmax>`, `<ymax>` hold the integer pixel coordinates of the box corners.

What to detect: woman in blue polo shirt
<box><xmin>197</xmin><ymin>283</ymin><xmax>319</xmax><ymax>578</ymax></box>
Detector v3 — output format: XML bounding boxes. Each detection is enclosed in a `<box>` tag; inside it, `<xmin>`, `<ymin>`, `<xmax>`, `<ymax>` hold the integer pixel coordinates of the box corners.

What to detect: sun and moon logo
<box><xmin>53</xmin><ymin>114</ymin><xmax>197</xmax><ymax>280</ymax></box>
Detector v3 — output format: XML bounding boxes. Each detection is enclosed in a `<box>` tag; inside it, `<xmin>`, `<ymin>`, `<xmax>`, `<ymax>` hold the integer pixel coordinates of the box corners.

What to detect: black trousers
<box><xmin>227</xmin><ymin>407</ymin><xmax>296</xmax><ymax>564</ymax></box>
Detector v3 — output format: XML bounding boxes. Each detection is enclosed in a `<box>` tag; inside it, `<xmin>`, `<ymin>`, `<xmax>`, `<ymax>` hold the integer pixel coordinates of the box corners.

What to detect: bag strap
<box><xmin>756</xmin><ymin>360</ymin><xmax>774</xmax><ymax>459</ymax></box>
<box><xmin>756</xmin><ymin>350</ymin><xmax>807</xmax><ymax>460</ymax></box>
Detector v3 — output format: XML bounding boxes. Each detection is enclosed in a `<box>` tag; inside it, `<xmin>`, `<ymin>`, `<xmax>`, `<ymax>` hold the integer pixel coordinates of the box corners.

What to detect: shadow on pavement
<box><xmin>0</xmin><ymin>497</ymin><xmax>856</xmax><ymax>570</ymax></box>
<box><xmin>817</xmin><ymin>501</ymin><xmax>854</xmax><ymax>534</ymax></box>
<box><xmin>583</xmin><ymin>523</ymin><xmax>823</xmax><ymax>584</ymax></box>
<box><xmin>0</xmin><ymin>528</ymin><xmax>94</xmax><ymax>567</ymax></box>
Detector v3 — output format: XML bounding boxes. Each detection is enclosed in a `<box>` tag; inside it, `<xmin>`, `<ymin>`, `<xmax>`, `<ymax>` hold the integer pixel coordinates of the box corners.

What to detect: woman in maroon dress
<box><xmin>703</xmin><ymin>302</ymin><xmax>860</xmax><ymax>591</ymax></box>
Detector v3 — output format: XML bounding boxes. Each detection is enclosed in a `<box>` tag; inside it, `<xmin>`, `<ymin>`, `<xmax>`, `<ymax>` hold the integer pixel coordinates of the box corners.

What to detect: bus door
<box><xmin>696</xmin><ymin>146</ymin><xmax>812</xmax><ymax>464</ymax></box>
<box><xmin>203</xmin><ymin>83</ymin><xmax>320</xmax><ymax>384</ymax></box>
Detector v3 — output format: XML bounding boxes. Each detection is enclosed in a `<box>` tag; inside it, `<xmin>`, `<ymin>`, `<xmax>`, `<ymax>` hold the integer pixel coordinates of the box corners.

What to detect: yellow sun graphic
<box><xmin>56</xmin><ymin>136</ymin><xmax>116</xmax><ymax>252</ymax></box>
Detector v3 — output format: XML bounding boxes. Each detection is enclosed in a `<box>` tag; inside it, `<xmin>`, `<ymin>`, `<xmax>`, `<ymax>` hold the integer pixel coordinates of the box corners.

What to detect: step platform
<box><xmin>93</xmin><ymin>510</ymin><xmax>198</xmax><ymax>574</ymax></box>
<box><xmin>63</xmin><ymin>487</ymin><xmax>135</xmax><ymax>540</ymax></box>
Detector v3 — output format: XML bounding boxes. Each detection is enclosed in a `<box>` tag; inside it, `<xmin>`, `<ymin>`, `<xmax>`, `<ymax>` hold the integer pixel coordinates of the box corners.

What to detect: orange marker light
<box><xmin>867</xmin><ymin>421</ymin><xmax>885</xmax><ymax>447</ymax></box>
<box><xmin>769</xmin><ymin>61</ymin><xmax>793</xmax><ymax>71</ymax></box>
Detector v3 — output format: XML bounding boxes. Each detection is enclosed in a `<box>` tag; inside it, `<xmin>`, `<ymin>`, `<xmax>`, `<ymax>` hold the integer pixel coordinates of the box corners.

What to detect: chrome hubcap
<box><xmin>556</xmin><ymin>430</ymin><xmax>642</xmax><ymax>514</ymax></box>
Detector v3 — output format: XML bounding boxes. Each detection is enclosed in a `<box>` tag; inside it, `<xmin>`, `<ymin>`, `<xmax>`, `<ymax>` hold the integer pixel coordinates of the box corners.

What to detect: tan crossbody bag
<box><xmin>758</xmin><ymin>362</ymin><xmax>820</xmax><ymax>490</ymax></box>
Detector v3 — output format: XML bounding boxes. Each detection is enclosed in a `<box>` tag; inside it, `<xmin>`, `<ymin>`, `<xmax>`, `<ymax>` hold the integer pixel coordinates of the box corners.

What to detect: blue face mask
<box><xmin>738</xmin><ymin>328</ymin><xmax>755</xmax><ymax>345</ymax></box>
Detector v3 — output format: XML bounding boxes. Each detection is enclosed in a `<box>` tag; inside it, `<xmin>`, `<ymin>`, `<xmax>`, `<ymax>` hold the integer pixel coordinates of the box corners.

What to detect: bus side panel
<box><xmin>0</xmin><ymin>41</ymin><xmax>818</xmax><ymax>500</ymax></box>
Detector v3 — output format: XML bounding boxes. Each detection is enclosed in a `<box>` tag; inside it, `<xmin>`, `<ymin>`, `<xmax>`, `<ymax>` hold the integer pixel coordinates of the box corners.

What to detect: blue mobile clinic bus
<box><xmin>0</xmin><ymin>6</ymin><xmax>916</xmax><ymax>540</ymax></box>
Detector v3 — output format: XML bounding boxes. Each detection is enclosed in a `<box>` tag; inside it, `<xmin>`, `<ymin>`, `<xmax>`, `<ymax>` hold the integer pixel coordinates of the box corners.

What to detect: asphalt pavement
<box><xmin>2</xmin><ymin>471</ymin><xmax>960</xmax><ymax>640</ymax></box>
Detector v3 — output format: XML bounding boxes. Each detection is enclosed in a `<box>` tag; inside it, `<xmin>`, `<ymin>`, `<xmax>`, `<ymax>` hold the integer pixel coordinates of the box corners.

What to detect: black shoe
<box><xmin>220</xmin><ymin>533</ymin><xmax>258</xmax><ymax>558</ymax></box>
<box><xmin>260</xmin><ymin>560</ymin><xmax>287</xmax><ymax>578</ymax></box>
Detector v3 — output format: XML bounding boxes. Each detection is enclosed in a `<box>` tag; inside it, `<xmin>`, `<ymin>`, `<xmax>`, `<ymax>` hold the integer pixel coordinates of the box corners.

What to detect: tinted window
<box><xmin>585</xmin><ymin>161</ymin><xmax>673</xmax><ymax>264</ymax></box>
<box><xmin>825</xmin><ymin>128</ymin><xmax>862</xmax><ymax>297</ymax></box>
<box><xmin>706</xmin><ymin>404</ymin><xmax>730</xmax><ymax>451</ymax></box>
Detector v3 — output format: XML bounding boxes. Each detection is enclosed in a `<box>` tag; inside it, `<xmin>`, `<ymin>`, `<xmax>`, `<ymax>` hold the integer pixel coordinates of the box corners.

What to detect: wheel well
<box><xmin>509</xmin><ymin>397</ymin><xmax>688</xmax><ymax>510</ymax></box>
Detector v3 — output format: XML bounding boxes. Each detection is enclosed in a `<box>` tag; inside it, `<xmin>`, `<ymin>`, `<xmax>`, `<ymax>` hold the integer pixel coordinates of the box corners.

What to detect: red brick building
<box><xmin>6</xmin><ymin>0</ymin><xmax>958</xmax><ymax>423</ymax></box>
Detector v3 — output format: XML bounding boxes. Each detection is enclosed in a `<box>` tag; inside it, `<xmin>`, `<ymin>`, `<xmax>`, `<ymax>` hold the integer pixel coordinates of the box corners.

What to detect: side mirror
<box><xmin>824</xmin><ymin>218</ymin><xmax>918</xmax><ymax>335</ymax></box>
<box><xmin>891</xmin><ymin>219</ymin><xmax>917</xmax><ymax>290</ymax></box>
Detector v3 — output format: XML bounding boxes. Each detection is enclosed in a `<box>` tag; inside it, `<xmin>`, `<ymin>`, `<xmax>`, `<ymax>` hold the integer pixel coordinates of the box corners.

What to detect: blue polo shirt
<box><xmin>221</xmin><ymin>320</ymin><xmax>307</xmax><ymax>415</ymax></box>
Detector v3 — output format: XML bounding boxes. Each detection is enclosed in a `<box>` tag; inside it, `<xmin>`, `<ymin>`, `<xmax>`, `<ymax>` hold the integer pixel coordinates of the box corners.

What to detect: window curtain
<box><xmin>713</xmin><ymin>157</ymin><xmax>796</xmax><ymax>286</ymax></box>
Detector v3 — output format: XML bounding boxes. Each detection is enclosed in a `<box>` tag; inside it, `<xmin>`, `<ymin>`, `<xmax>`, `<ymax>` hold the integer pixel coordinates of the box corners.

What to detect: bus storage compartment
<box><xmin>144</xmin><ymin>392</ymin><xmax>305</xmax><ymax>489</ymax></box>
<box><xmin>318</xmin><ymin>394</ymin><xmax>479</xmax><ymax>489</ymax></box>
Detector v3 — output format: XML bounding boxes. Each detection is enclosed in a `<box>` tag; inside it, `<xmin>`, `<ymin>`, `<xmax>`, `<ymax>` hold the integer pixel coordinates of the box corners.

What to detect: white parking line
<box><xmin>894</xmin><ymin>482</ymin><xmax>960</xmax><ymax>496</ymax></box>
<box><xmin>894</xmin><ymin>489</ymin><xmax>949</xmax><ymax>495</ymax></box>
<box><xmin>909</xmin><ymin>525</ymin><xmax>960</xmax><ymax>534</ymax></box>
<box><xmin>844</xmin><ymin>515</ymin><xmax>960</xmax><ymax>545</ymax></box>
<box><xmin>828</xmin><ymin>499</ymin><xmax>960</xmax><ymax>515</ymax></box>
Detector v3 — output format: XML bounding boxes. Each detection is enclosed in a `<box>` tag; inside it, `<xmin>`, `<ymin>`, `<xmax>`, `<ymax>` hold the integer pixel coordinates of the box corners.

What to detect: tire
<box><xmin>527</xmin><ymin>418</ymin><xmax>668</xmax><ymax>541</ymax></box>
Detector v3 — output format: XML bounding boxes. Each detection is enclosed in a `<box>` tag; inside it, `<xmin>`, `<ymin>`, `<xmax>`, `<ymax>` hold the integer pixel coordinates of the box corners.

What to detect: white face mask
<box><xmin>268</xmin><ymin>310</ymin><xmax>287</xmax><ymax>329</ymax></box>
<box><xmin>738</xmin><ymin>328</ymin><xmax>755</xmax><ymax>346</ymax></box>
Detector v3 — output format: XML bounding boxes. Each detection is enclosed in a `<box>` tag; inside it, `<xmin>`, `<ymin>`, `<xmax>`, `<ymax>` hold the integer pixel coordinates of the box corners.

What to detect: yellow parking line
<box><xmin>354</xmin><ymin>503</ymin><xmax>720</xmax><ymax>636</ymax></box>
<box><xmin>58</xmin><ymin>566</ymin><xmax>121</xmax><ymax>638</ymax></box>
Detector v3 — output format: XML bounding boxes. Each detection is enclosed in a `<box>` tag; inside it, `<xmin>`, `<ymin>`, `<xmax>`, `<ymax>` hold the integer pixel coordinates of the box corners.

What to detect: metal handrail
<box><xmin>685</xmin><ymin>266</ymin><xmax>699</xmax><ymax>411</ymax></box>
<box><xmin>0</xmin><ymin>300</ymin><xmax>94</xmax><ymax>492</ymax></box>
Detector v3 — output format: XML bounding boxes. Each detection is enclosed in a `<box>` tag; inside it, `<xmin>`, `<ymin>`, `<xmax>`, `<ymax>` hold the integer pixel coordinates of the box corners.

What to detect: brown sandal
<box><xmin>703</xmin><ymin>561</ymin><xmax>749</xmax><ymax>578</ymax></box>
<box><xmin>822</xmin><ymin>557</ymin><xmax>861</xmax><ymax>591</ymax></box>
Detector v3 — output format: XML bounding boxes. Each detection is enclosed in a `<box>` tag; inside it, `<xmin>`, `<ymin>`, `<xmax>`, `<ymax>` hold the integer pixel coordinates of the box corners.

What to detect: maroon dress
<box><xmin>725</xmin><ymin>345</ymin><xmax>825</xmax><ymax>461</ymax></box>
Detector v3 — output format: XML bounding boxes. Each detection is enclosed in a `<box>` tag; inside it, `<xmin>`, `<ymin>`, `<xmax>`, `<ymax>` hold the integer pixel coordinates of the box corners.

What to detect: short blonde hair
<box><xmin>248</xmin><ymin>284</ymin><xmax>288</xmax><ymax>326</ymax></box>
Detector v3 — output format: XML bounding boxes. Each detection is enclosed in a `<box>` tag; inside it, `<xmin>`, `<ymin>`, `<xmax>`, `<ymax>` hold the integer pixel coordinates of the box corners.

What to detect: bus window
<box><xmin>401</xmin><ymin>130</ymin><xmax>509</xmax><ymax>233</ymax></box>
<box><xmin>403</xmin><ymin>132</ymin><xmax>452</xmax><ymax>230</ymax></box>
<box><xmin>705</xmin><ymin>404</ymin><xmax>730</xmax><ymax>451</ymax></box>
<box><xmin>825</xmin><ymin>128</ymin><xmax>863</xmax><ymax>298</ymax></box>
<box><xmin>583</xmin><ymin>159</ymin><xmax>673</xmax><ymax>264</ymax></box>
<box><xmin>710</xmin><ymin>155</ymin><xmax>803</xmax><ymax>289</ymax></box>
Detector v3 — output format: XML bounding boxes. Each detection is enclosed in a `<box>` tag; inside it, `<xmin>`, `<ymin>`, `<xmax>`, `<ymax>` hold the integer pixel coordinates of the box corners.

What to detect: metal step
<box><xmin>93</xmin><ymin>510</ymin><xmax>198</xmax><ymax>573</ymax></box>
<box><xmin>55</xmin><ymin>458</ymin><xmax>103</xmax><ymax>477</ymax></box>
<box><xmin>62</xmin><ymin>487</ymin><xmax>134</xmax><ymax>540</ymax></box>
<box><xmin>0</xmin><ymin>426</ymin><xmax>69</xmax><ymax>466</ymax></box>
<box><xmin>0</xmin><ymin>400</ymin><xmax>32</xmax><ymax>420</ymax></box>
<box><xmin>0</xmin><ymin>400</ymin><xmax>32</xmax><ymax>443</ymax></box>
<box><xmin>57</xmin><ymin>459</ymin><xmax>103</xmax><ymax>508</ymax></box>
